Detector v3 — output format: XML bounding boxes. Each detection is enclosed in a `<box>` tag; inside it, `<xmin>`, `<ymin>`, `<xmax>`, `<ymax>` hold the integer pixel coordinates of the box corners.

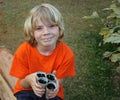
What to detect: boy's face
<box><xmin>34</xmin><ymin>21</ymin><xmax>59</xmax><ymax>47</ymax></box>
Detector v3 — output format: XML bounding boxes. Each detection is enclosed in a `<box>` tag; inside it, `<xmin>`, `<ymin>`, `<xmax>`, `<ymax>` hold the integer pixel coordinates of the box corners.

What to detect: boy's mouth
<box><xmin>42</xmin><ymin>36</ymin><xmax>54</xmax><ymax>42</ymax></box>
<box><xmin>41</xmin><ymin>35</ymin><xmax>54</xmax><ymax>42</ymax></box>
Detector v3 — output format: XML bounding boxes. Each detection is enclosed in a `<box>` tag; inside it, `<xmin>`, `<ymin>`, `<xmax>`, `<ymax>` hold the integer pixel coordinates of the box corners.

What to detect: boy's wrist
<box><xmin>20</xmin><ymin>77</ymin><xmax>31</xmax><ymax>88</ymax></box>
<box><xmin>20</xmin><ymin>73</ymin><xmax>36</xmax><ymax>88</ymax></box>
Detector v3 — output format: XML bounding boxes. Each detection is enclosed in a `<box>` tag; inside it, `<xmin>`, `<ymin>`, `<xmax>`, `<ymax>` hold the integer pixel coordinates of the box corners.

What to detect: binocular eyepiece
<box><xmin>37</xmin><ymin>72</ymin><xmax>46</xmax><ymax>78</ymax></box>
<box><xmin>46</xmin><ymin>73</ymin><xmax>56</xmax><ymax>82</ymax></box>
<box><xmin>46</xmin><ymin>81</ymin><xmax>56</xmax><ymax>90</ymax></box>
<box><xmin>46</xmin><ymin>81</ymin><xmax>57</xmax><ymax>99</ymax></box>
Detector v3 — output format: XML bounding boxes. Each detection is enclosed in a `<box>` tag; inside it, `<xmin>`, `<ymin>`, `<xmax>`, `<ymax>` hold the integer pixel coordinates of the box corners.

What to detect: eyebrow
<box><xmin>36</xmin><ymin>25</ymin><xmax>43</xmax><ymax>27</ymax></box>
<box><xmin>35</xmin><ymin>25</ymin><xmax>44</xmax><ymax>28</ymax></box>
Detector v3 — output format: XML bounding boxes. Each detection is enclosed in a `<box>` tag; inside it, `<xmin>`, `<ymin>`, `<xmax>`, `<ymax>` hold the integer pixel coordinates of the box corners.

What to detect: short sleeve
<box><xmin>10</xmin><ymin>43</ymin><xmax>29</xmax><ymax>78</ymax></box>
<box><xmin>56</xmin><ymin>53</ymin><xmax>76</xmax><ymax>79</ymax></box>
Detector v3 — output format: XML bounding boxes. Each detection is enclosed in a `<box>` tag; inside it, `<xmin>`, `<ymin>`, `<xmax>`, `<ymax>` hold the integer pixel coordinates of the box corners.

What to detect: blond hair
<box><xmin>24</xmin><ymin>3</ymin><xmax>64</xmax><ymax>46</ymax></box>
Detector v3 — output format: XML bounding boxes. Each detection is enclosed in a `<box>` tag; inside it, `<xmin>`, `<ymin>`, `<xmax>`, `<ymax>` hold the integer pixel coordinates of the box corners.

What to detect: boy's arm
<box><xmin>20</xmin><ymin>73</ymin><xmax>45</xmax><ymax>97</ymax></box>
<box><xmin>20</xmin><ymin>73</ymin><xmax>36</xmax><ymax>88</ymax></box>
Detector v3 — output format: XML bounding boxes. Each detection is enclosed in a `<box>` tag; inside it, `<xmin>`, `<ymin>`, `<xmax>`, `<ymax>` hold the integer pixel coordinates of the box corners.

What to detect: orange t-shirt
<box><xmin>10</xmin><ymin>41</ymin><xmax>76</xmax><ymax>99</ymax></box>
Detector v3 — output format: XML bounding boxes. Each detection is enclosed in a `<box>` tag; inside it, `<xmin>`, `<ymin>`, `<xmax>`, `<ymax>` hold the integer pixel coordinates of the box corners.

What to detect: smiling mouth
<box><xmin>42</xmin><ymin>37</ymin><xmax>53</xmax><ymax>42</ymax></box>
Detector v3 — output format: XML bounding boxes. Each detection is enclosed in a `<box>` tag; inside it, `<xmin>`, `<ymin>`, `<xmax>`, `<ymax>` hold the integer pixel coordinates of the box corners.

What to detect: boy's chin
<box><xmin>42</xmin><ymin>43</ymin><xmax>54</xmax><ymax>47</ymax></box>
<box><xmin>43</xmin><ymin>41</ymin><xmax>56</xmax><ymax>46</ymax></box>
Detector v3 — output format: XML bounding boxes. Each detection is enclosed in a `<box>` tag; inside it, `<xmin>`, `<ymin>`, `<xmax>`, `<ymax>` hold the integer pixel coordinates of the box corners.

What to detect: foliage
<box><xmin>82</xmin><ymin>0</ymin><xmax>120</xmax><ymax>72</ymax></box>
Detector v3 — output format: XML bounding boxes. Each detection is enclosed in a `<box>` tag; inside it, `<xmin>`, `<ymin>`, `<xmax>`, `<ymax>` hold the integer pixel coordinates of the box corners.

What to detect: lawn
<box><xmin>0</xmin><ymin>0</ymin><xmax>119</xmax><ymax>100</ymax></box>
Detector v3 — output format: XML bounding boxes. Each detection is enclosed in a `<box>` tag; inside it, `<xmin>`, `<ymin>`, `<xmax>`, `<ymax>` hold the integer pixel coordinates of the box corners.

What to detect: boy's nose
<box><xmin>43</xmin><ymin>26</ymin><xmax>49</xmax><ymax>34</ymax></box>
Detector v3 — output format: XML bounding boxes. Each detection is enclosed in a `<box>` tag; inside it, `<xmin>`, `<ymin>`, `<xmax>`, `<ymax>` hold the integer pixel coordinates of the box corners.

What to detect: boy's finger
<box><xmin>52</xmin><ymin>70</ymin><xmax>56</xmax><ymax>75</ymax></box>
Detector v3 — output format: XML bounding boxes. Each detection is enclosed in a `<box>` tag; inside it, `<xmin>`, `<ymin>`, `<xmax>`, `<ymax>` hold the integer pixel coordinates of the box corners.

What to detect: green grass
<box><xmin>0</xmin><ymin>0</ymin><xmax>119</xmax><ymax>100</ymax></box>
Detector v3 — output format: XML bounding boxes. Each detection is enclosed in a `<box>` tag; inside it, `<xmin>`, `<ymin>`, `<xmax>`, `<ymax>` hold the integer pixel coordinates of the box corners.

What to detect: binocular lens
<box><xmin>47</xmin><ymin>74</ymin><xmax>55</xmax><ymax>81</ymax></box>
<box><xmin>46</xmin><ymin>82</ymin><xmax>56</xmax><ymax>90</ymax></box>
<box><xmin>38</xmin><ymin>77</ymin><xmax>48</xmax><ymax>84</ymax></box>
<box><xmin>38</xmin><ymin>79</ymin><xmax>47</xmax><ymax>84</ymax></box>
<box><xmin>37</xmin><ymin>72</ymin><xmax>46</xmax><ymax>77</ymax></box>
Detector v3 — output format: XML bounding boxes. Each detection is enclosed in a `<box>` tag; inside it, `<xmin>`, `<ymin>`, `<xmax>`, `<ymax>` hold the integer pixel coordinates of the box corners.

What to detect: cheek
<box><xmin>53</xmin><ymin>31</ymin><xmax>59</xmax><ymax>39</ymax></box>
<box><xmin>57</xmin><ymin>32</ymin><xmax>59</xmax><ymax>38</ymax></box>
<box><xmin>54</xmin><ymin>28</ymin><xmax>60</xmax><ymax>37</ymax></box>
<box><xmin>34</xmin><ymin>31</ymin><xmax>41</xmax><ymax>38</ymax></box>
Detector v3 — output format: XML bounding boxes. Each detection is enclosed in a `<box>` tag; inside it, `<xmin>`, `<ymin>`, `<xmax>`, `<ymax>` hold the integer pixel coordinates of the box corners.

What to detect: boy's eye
<box><xmin>35</xmin><ymin>24</ymin><xmax>57</xmax><ymax>31</ymax></box>
<box><xmin>36</xmin><ymin>27</ymin><xmax>43</xmax><ymax>30</ymax></box>
<box><xmin>48</xmin><ymin>25</ymin><xmax>56</xmax><ymax>27</ymax></box>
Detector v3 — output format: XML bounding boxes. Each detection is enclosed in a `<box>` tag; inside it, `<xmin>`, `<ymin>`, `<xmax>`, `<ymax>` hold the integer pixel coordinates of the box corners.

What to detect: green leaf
<box><xmin>117</xmin><ymin>47</ymin><xmax>120</xmax><ymax>51</ymax></box>
<box><xmin>110</xmin><ymin>3</ymin><xmax>120</xmax><ymax>15</ymax></box>
<box><xmin>99</xmin><ymin>28</ymin><xmax>111</xmax><ymax>43</ymax></box>
<box><xmin>102</xmin><ymin>7</ymin><xmax>112</xmax><ymax>11</ymax></box>
<box><xmin>104</xmin><ymin>34</ymin><xmax>120</xmax><ymax>43</ymax></box>
<box><xmin>110</xmin><ymin>25</ymin><xmax>120</xmax><ymax>33</ymax></box>
<box><xmin>103</xmin><ymin>51</ymin><xmax>112</xmax><ymax>58</ymax></box>
<box><xmin>99</xmin><ymin>28</ymin><xmax>110</xmax><ymax>36</ymax></box>
<box><xmin>117</xmin><ymin>0</ymin><xmax>120</xmax><ymax>3</ymax></box>
<box><xmin>82</xmin><ymin>11</ymin><xmax>99</xmax><ymax>19</ymax></box>
<box><xmin>110</xmin><ymin>53</ymin><xmax>120</xmax><ymax>62</ymax></box>
<box><xmin>116</xmin><ymin>14</ymin><xmax>120</xmax><ymax>18</ymax></box>
<box><xmin>116</xmin><ymin>66</ymin><xmax>120</xmax><ymax>73</ymax></box>
<box><xmin>107</xmin><ymin>12</ymin><xmax>116</xmax><ymax>19</ymax></box>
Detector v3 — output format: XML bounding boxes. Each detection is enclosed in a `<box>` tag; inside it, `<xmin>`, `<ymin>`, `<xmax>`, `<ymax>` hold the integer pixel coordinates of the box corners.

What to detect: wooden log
<box><xmin>0</xmin><ymin>74</ymin><xmax>16</xmax><ymax>100</ymax></box>
<box><xmin>0</xmin><ymin>47</ymin><xmax>17</xmax><ymax>90</ymax></box>
<box><xmin>0</xmin><ymin>47</ymin><xmax>17</xmax><ymax>100</ymax></box>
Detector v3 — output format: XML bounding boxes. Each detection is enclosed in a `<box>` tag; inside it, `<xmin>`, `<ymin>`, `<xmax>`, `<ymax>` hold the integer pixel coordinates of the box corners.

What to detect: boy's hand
<box><xmin>46</xmin><ymin>70</ymin><xmax>63</xmax><ymax>99</ymax></box>
<box><xmin>24</xmin><ymin>73</ymin><xmax>45</xmax><ymax>97</ymax></box>
<box><xmin>47</xmin><ymin>78</ymin><xmax>59</xmax><ymax>99</ymax></box>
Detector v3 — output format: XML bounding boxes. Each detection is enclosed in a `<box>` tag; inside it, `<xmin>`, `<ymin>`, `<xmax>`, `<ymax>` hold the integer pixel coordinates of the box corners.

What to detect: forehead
<box><xmin>35</xmin><ymin>20</ymin><xmax>48</xmax><ymax>26</ymax></box>
<box><xmin>34</xmin><ymin>19</ymin><xmax>56</xmax><ymax>28</ymax></box>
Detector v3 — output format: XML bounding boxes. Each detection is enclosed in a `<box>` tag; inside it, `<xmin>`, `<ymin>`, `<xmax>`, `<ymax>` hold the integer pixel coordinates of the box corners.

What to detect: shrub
<box><xmin>82</xmin><ymin>0</ymin><xmax>120</xmax><ymax>72</ymax></box>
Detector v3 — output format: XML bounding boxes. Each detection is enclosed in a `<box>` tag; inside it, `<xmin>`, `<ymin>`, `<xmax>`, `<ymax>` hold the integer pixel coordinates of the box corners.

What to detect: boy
<box><xmin>10</xmin><ymin>3</ymin><xmax>76</xmax><ymax>100</ymax></box>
